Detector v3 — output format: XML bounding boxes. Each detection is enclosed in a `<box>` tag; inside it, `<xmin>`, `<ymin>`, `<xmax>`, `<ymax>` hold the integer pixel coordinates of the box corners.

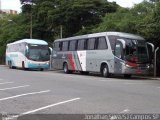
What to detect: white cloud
<box><xmin>1</xmin><ymin>0</ymin><xmax>21</xmax><ymax>12</ymax></box>
<box><xmin>0</xmin><ymin>0</ymin><xmax>144</xmax><ymax>13</ymax></box>
<box><xmin>108</xmin><ymin>0</ymin><xmax>144</xmax><ymax>8</ymax></box>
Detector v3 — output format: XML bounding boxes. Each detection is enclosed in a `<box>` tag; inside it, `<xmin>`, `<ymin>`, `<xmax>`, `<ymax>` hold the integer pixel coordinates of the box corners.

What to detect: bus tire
<box><xmin>63</xmin><ymin>63</ymin><xmax>71</xmax><ymax>74</ymax></box>
<box><xmin>80</xmin><ymin>71</ymin><xmax>89</xmax><ymax>75</ymax></box>
<box><xmin>9</xmin><ymin>61</ymin><xmax>12</xmax><ymax>69</ymax></box>
<box><xmin>124</xmin><ymin>74</ymin><xmax>132</xmax><ymax>78</ymax></box>
<box><xmin>101</xmin><ymin>64</ymin><xmax>109</xmax><ymax>78</ymax></box>
<box><xmin>22</xmin><ymin>61</ymin><xmax>28</xmax><ymax>70</ymax></box>
<box><xmin>22</xmin><ymin>61</ymin><xmax>25</xmax><ymax>70</ymax></box>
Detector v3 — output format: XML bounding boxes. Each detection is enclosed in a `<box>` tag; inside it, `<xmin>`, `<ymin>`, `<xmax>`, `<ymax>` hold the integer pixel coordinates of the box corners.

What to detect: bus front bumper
<box><xmin>123</xmin><ymin>65</ymin><xmax>150</xmax><ymax>75</ymax></box>
<box><xmin>27</xmin><ymin>62</ymin><xmax>49</xmax><ymax>69</ymax></box>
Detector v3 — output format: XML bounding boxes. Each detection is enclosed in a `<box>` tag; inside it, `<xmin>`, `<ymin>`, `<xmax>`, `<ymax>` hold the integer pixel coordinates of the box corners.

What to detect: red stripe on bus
<box><xmin>68</xmin><ymin>54</ymin><xmax>75</xmax><ymax>70</ymax></box>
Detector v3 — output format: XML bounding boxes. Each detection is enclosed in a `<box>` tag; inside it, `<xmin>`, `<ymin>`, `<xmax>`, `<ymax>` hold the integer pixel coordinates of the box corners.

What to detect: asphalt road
<box><xmin>0</xmin><ymin>65</ymin><xmax>160</xmax><ymax>119</ymax></box>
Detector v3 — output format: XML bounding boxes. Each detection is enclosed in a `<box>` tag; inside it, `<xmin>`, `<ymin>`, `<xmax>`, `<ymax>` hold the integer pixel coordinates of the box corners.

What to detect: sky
<box><xmin>1</xmin><ymin>0</ymin><xmax>144</xmax><ymax>12</ymax></box>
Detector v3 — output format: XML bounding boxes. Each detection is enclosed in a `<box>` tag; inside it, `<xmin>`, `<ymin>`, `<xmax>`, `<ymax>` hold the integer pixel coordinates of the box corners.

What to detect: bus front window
<box><xmin>28</xmin><ymin>44</ymin><xmax>50</xmax><ymax>61</ymax></box>
<box><xmin>124</xmin><ymin>39</ymin><xmax>149</xmax><ymax>64</ymax></box>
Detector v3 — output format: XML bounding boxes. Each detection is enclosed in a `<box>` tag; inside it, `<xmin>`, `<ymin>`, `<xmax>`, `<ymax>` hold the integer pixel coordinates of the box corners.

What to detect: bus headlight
<box><xmin>125</xmin><ymin>61</ymin><xmax>139</xmax><ymax>68</ymax></box>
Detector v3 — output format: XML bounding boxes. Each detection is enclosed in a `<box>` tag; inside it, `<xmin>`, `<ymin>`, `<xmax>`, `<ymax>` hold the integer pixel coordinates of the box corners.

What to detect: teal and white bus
<box><xmin>6</xmin><ymin>39</ymin><xmax>50</xmax><ymax>70</ymax></box>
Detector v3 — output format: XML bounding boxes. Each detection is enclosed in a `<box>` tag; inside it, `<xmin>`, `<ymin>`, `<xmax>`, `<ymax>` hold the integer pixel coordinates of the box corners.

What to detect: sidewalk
<box><xmin>133</xmin><ymin>75</ymin><xmax>160</xmax><ymax>80</ymax></box>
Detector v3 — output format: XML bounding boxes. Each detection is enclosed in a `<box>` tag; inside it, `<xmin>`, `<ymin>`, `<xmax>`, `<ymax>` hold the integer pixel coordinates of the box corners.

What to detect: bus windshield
<box><xmin>124</xmin><ymin>38</ymin><xmax>149</xmax><ymax>64</ymax></box>
<box><xmin>28</xmin><ymin>44</ymin><xmax>50</xmax><ymax>61</ymax></box>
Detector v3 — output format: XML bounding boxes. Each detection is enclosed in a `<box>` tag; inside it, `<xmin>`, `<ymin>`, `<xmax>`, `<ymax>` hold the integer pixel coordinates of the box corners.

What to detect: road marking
<box><xmin>100</xmin><ymin>80</ymin><xmax>107</xmax><ymax>82</ymax></box>
<box><xmin>110</xmin><ymin>115</ymin><xmax>118</xmax><ymax>120</ymax></box>
<box><xmin>0</xmin><ymin>85</ymin><xmax>30</xmax><ymax>91</ymax></box>
<box><xmin>124</xmin><ymin>83</ymin><xmax>149</xmax><ymax>85</ymax></box>
<box><xmin>6</xmin><ymin>97</ymin><xmax>80</xmax><ymax>120</ymax></box>
<box><xmin>120</xmin><ymin>109</ymin><xmax>130</xmax><ymax>113</ymax></box>
<box><xmin>0</xmin><ymin>82</ymin><xmax>14</xmax><ymax>85</ymax></box>
<box><xmin>0</xmin><ymin>90</ymin><xmax>50</xmax><ymax>101</ymax></box>
<box><xmin>110</xmin><ymin>109</ymin><xmax>130</xmax><ymax>120</ymax></box>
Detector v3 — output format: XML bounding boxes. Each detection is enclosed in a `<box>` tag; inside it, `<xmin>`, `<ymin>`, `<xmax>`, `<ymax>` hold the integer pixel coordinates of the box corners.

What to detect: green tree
<box><xmin>20</xmin><ymin>0</ymin><xmax>118</xmax><ymax>40</ymax></box>
<box><xmin>0</xmin><ymin>14</ymin><xmax>30</xmax><ymax>63</ymax></box>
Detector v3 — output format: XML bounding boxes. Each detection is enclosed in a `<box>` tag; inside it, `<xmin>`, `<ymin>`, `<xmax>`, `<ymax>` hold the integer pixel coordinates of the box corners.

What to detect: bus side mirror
<box><xmin>117</xmin><ymin>39</ymin><xmax>126</xmax><ymax>49</ymax></box>
<box><xmin>147</xmin><ymin>42</ymin><xmax>154</xmax><ymax>63</ymax></box>
<box><xmin>115</xmin><ymin>39</ymin><xmax>126</xmax><ymax>59</ymax></box>
<box><xmin>49</xmin><ymin>47</ymin><xmax>52</xmax><ymax>55</ymax></box>
<box><xmin>147</xmin><ymin>42</ymin><xmax>154</xmax><ymax>52</ymax></box>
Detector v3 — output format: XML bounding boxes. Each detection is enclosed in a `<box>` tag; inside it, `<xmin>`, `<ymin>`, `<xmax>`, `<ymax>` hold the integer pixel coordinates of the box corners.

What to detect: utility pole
<box><xmin>60</xmin><ymin>25</ymin><xmax>63</xmax><ymax>39</ymax></box>
<box><xmin>154</xmin><ymin>47</ymin><xmax>159</xmax><ymax>77</ymax></box>
<box><xmin>30</xmin><ymin>3</ymin><xmax>33</xmax><ymax>39</ymax></box>
<box><xmin>30</xmin><ymin>11</ymin><xmax>32</xmax><ymax>39</ymax></box>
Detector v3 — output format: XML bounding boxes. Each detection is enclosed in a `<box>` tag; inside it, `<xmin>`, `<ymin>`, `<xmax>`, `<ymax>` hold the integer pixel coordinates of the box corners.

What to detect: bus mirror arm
<box><xmin>49</xmin><ymin>47</ymin><xmax>53</xmax><ymax>55</ymax></box>
<box><xmin>117</xmin><ymin>39</ymin><xmax>126</xmax><ymax>49</ymax></box>
<box><xmin>147</xmin><ymin>42</ymin><xmax>155</xmax><ymax>64</ymax></box>
<box><xmin>147</xmin><ymin>42</ymin><xmax>154</xmax><ymax>52</ymax></box>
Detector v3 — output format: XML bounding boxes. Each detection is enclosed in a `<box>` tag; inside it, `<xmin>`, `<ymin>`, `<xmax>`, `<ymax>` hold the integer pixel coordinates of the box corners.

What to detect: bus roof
<box><xmin>7</xmin><ymin>39</ymin><xmax>48</xmax><ymax>46</ymax></box>
<box><xmin>54</xmin><ymin>32</ymin><xmax>145</xmax><ymax>42</ymax></box>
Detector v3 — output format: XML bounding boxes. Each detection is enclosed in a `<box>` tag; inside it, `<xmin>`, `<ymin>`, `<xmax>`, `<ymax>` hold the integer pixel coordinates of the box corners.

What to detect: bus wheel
<box><xmin>63</xmin><ymin>63</ymin><xmax>71</xmax><ymax>74</ymax></box>
<box><xmin>22</xmin><ymin>62</ymin><xmax>28</xmax><ymax>70</ymax></box>
<box><xmin>80</xmin><ymin>71</ymin><xmax>89</xmax><ymax>75</ymax></box>
<box><xmin>9</xmin><ymin>61</ymin><xmax>12</xmax><ymax>69</ymax></box>
<box><xmin>101</xmin><ymin>64</ymin><xmax>109</xmax><ymax>78</ymax></box>
<box><xmin>124</xmin><ymin>74</ymin><xmax>132</xmax><ymax>78</ymax></box>
<box><xmin>22</xmin><ymin>62</ymin><xmax>25</xmax><ymax>70</ymax></box>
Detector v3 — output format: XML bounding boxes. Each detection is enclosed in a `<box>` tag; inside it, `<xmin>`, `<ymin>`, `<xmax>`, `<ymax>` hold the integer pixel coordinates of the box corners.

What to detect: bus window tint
<box><xmin>108</xmin><ymin>35</ymin><xmax>118</xmax><ymax>52</ymax></box>
<box><xmin>28</xmin><ymin>45</ymin><xmax>50</xmax><ymax>61</ymax></box>
<box><xmin>62</xmin><ymin>41</ymin><xmax>68</xmax><ymax>51</ymax></box>
<box><xmin>97</xmin><ymin>37</ymin><xmax>108</xmax><ymax>49</ymax></box>
<box><xmin>87</xmin><ymin>38</ymin><xmax>96</xmax><ymax>50</ymax></box>
<box><xmin>124</xmin><ymin>39</ymin><xmax>149</xmax><ymax>63</ymax></box>
<box><xmin>69</xmin><ymin>40</ymin><xmax>77</xmax><ymax>51</ymax></box>
<box><xmin>115</xmin><ymin>42</ymin><xmax>123</xmax><ymax>59</ymax></box>
<box><xmin>77</xmin><ymin>39</ymin><xmax>85</xmax><ymax>50</ymax></box>
<box><xmin>54</xmin><ymin>42</ymin><xmax>60</xmax><ymax>51</ymax></box>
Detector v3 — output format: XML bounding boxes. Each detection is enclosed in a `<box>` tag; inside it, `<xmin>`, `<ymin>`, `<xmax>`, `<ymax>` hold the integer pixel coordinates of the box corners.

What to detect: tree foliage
<box><xmin>93</xmin><ymin>1</ymin><xmax>156</xmax><ymax>43</ymax></box>
<box><xmin>0</xmin><ymin>0</ymin><xmax>118</xmax><ymax>63</ymax></box>
<box><xmin>19</xmin><ymin>0</ymin><xmax>118</xmax><ymax>39</ymax></box>
<box><xmin>1</xmin><ymin>0</ymin><xmax>160</xmax><ymax>67</ymax></box>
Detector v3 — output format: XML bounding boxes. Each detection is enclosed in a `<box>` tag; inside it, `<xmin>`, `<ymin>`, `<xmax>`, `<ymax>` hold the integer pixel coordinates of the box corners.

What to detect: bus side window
<box><xmin>84</xmin><ymin>39</ymin><xmax>88</xmax><ymax>50</ymax></box>
<box><xmin>62</xmin><ymin>41</ymin><xmax>68</xmax><ymax>51</ymax></box>
<box><xmin>77</xmin><ymin>39</ymin><xmax>85</xmax><ymax>50</ymax></box>
<box><xmin>69</xmin><ymin>40</ymin><xmax>77</xmax><ymax>51</ymax></box>
<box><xmin>68</xmin><ymin>41</ymin><xmax>70</xmax><ymax>51</ymax></box>
<box><xmin>108</xmin><ymin>35</ymin><xmax>117</xmax><ymax>52</ymax></box>
<box><xmin>54</xmin><ymin>42</ymin><xmax>60</xmax><ymax>51</ymax></box>
<box><xmin>87</xmin><ymin>38</ymin><xmax>96</xmax><ymax>50</ymax></box>
<box><xmin>59</xmin><ymin>42</ymin><xmax>63</xmax><ymax>51</ymax></box>
<box><xmin>97</xmin><ymin>37</ymin><xmax>108</xmax><ymax>50</ymax></box>
<box><xmin>62</xmin><ymin>42</ymin><xmax>68</xmax><ymax>51</ymax></box>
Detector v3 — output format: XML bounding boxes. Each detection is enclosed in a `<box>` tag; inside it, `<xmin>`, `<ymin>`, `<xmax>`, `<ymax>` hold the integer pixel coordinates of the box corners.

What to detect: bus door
<box><xmin>52</xmin><ymin>42</ymin><xmax>61</xmax><ymax>69</ymax></box>
<box><xmin>114</xmin><ymin>39</ymin><xmax>125</xmax><ymax>74</ymax></box>
<box><xmin>67</xmin><ymin>40</ymin><xmax>80</xmax><ymax>71</ymax></box>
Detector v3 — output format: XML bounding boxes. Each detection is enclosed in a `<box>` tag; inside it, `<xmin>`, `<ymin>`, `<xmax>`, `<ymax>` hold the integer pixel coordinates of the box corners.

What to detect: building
<box><xmin>0</xmin><ymin>0</ymin><xmax>18</xmax><ymax>15</ymax></box>
<box><xmin>0</xmin><ymin>9</ymin><xmax>18</xmax><ymax>14</ymax></box>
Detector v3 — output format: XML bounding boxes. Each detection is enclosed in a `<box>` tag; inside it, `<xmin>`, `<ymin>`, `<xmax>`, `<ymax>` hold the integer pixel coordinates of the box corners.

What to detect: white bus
<box><xmin>6</xmin><ymin>39</ymin><xmax>50</xmax><ymax>70</ymax></box>
<box><xmin>52</xmin><ymin>32</ymin><xmax>154</xmax><ymax>78</ymax></box>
